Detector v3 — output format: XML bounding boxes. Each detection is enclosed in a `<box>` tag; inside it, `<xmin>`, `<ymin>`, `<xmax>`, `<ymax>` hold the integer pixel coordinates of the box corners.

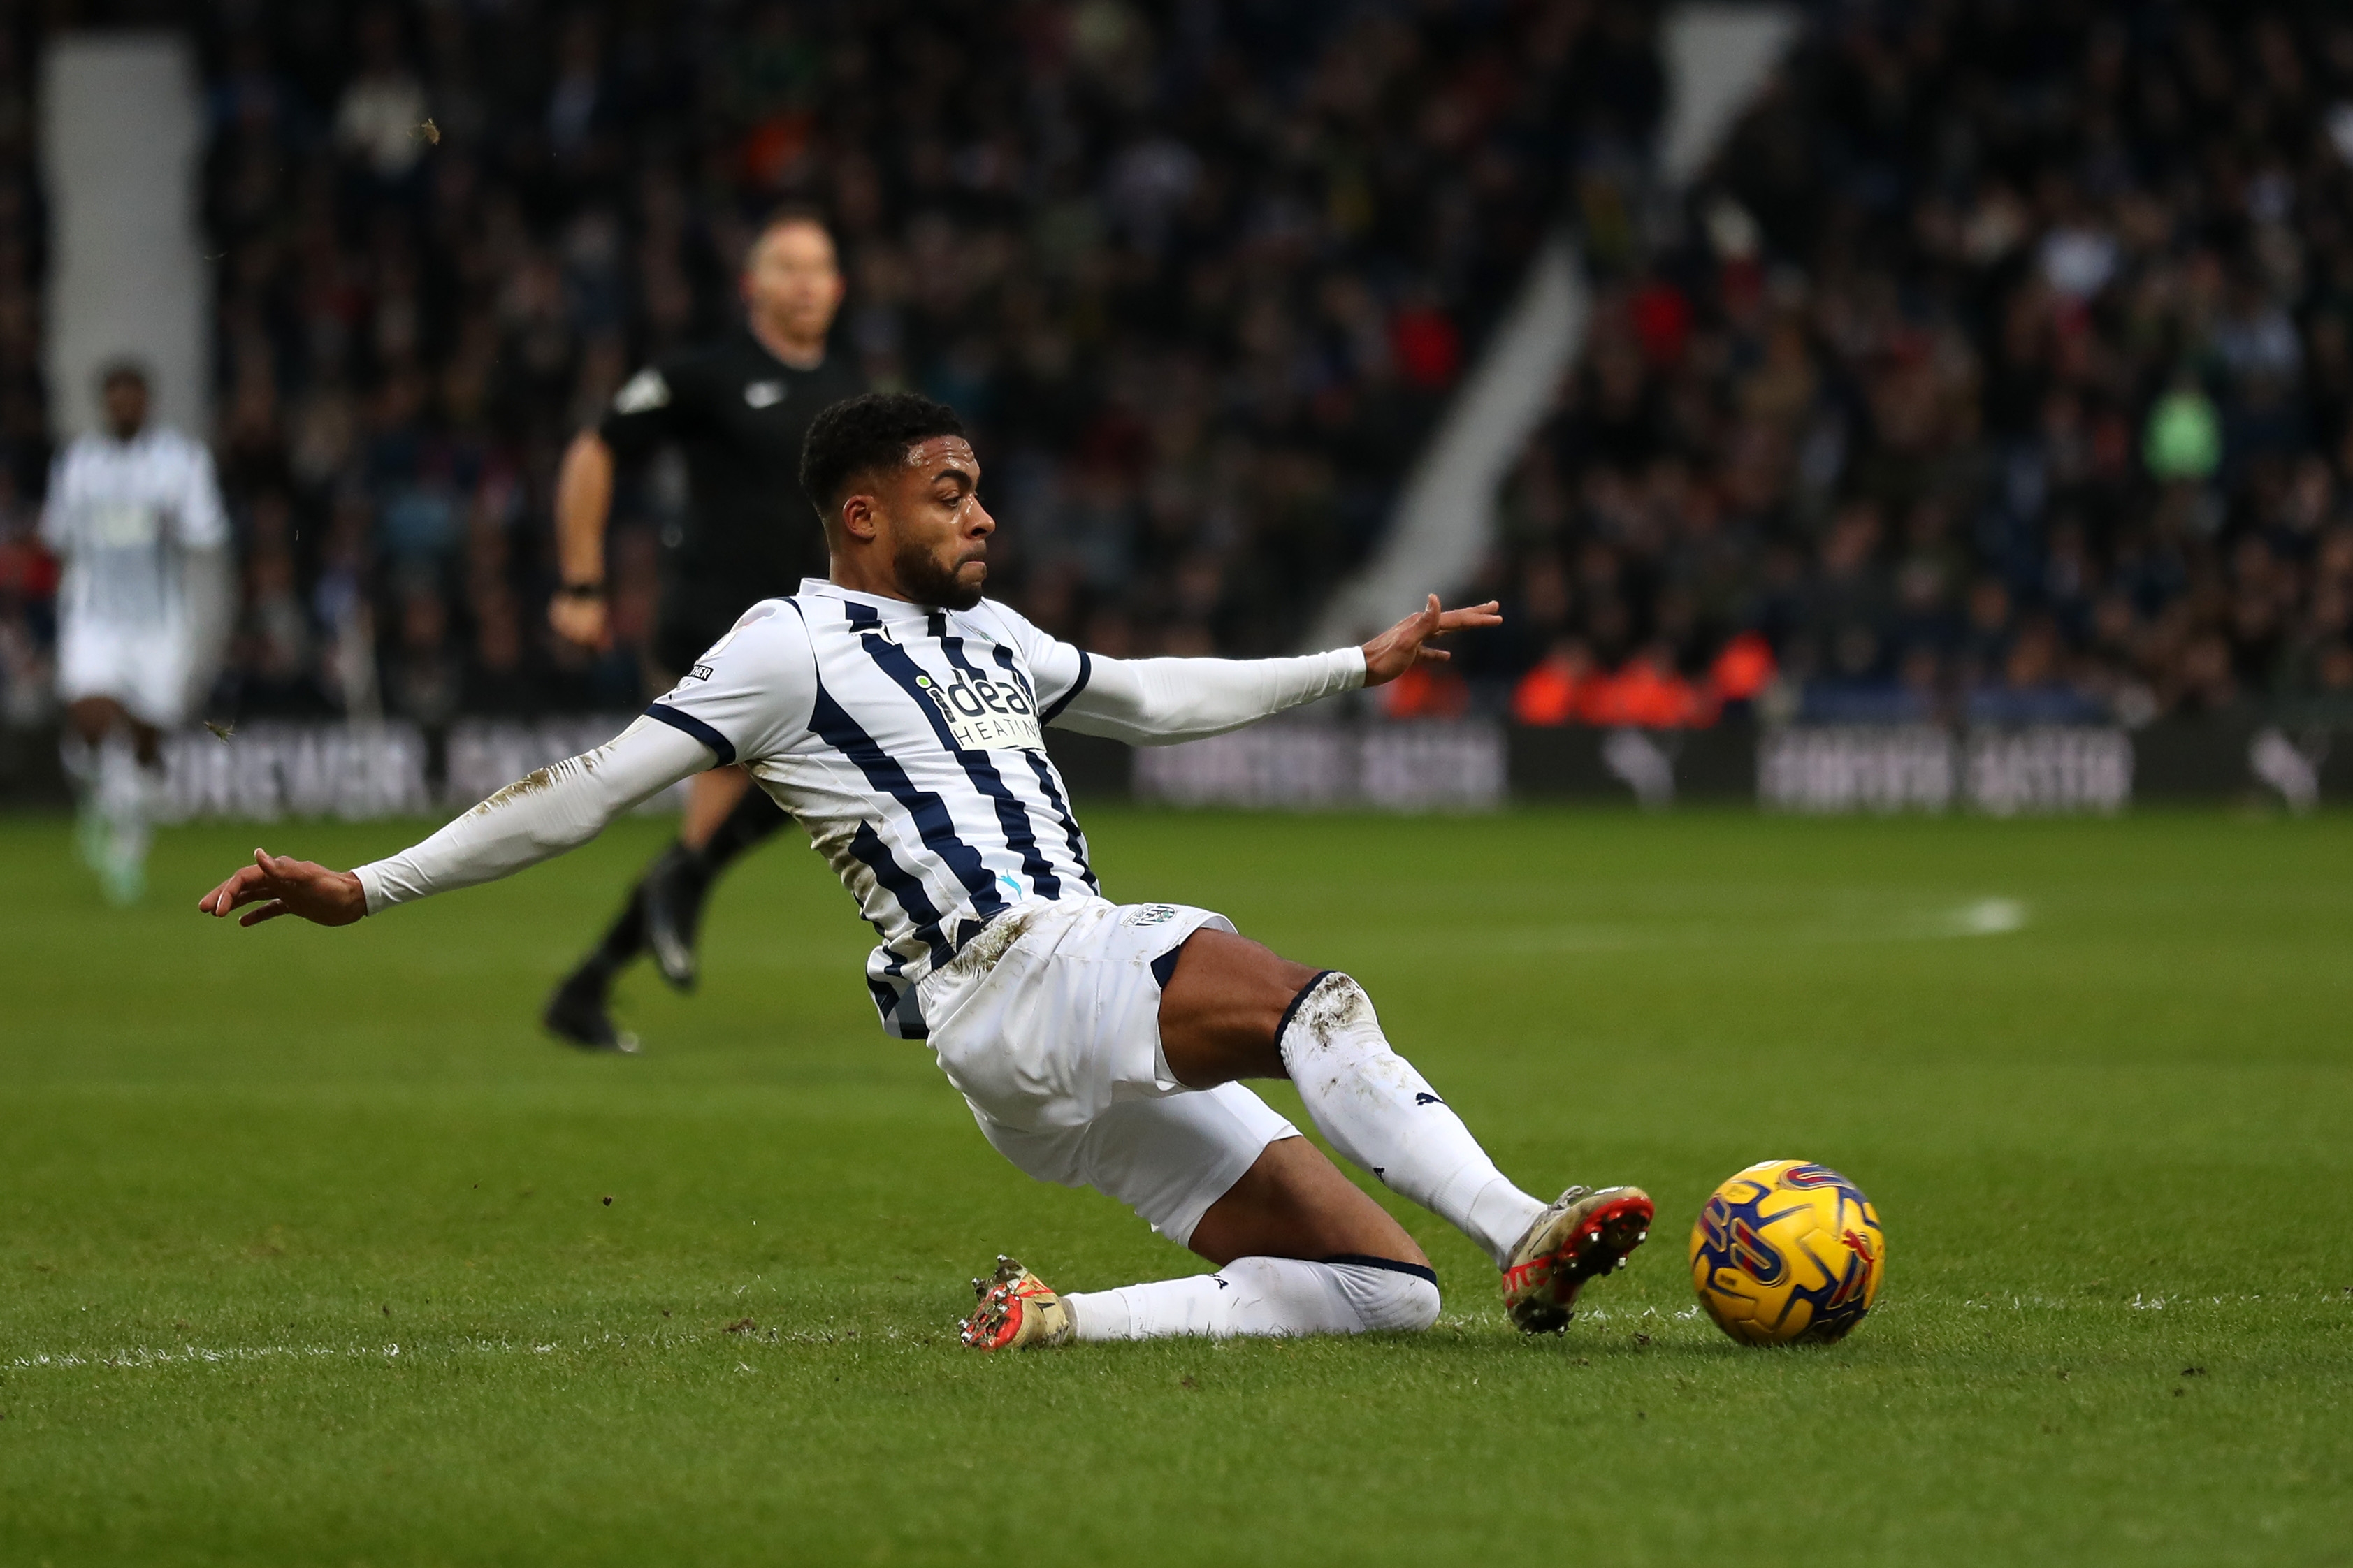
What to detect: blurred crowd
<box><xmin>1456</xmin><ymin>0</ymin><xmax>2353</xmax><ymax>728</ymax></box>
<box><xmin>10</xmin><ymin>1</ymin><xmax>2352</xmax><ymax>739</ymax></box>
<box><xmin>0</xmin><ymin>15</ymin><xmax>53</xmax><ymax>729</ymax></box>
<box><xmin>0</xmin><ymin>0</ymin><xmax>1662</xmax><ymax>733</ymax></box>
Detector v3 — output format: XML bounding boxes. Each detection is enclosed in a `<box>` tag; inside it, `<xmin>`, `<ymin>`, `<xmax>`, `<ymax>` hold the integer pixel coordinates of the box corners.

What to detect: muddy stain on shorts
<box><xmin>934</xmin><ymin>904</ymin><xmax>1045</xmax><ymax>987</ymax></box>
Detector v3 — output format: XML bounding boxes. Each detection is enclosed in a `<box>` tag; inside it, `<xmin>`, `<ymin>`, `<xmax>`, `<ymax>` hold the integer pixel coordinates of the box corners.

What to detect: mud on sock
<box><xmin>1275</xmin><ymin>972</ymin><xmax>1547</xmax><ymax>1269</ymax></box>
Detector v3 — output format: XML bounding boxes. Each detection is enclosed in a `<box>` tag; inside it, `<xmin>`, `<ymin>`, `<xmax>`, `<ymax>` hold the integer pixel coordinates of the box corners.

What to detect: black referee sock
<box><xmin>693</xmin><ymin>786</ymin><xmax>789</xmax><ymax>876</ymax></box>
<box><xmin>580</xmin><ymin>879</ymin><xmax>651</xmax><ymax>980</ymax></box>
<box><xmin>572</xmin><ymin>792</ymin><xmax>783</xmax><ymax>987</ymax></box>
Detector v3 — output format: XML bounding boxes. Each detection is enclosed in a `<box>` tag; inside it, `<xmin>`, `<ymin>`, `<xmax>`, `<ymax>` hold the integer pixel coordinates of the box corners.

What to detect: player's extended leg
<box><xmin>1187</xmin><ymin>1130</ymin><xmax>1426</xmax><ymax>1267</ymax></box>
<box><xmin>1154</xmin><ymin>929</ymin><xmax>1650</xmax><ymax>1333</ymax></box>
<box><xmin>1014</xmin><ymin>1135</ymin><xmax>1443</xmax><ymax>1344</ymax></box>
<box><xmin>964</xmin><ymin>929</ymin><xmax>1648</xmax><ymax>1347</ymax></box>
<box><xmin>980</xmin><ymin>938</ymin><xmax>1454</xmax><ymax>1345</ymax></box>
<box><xmin>962</xmin><ymin>1094</ymin><xmax>1446</xmax><ymax>1349</ymax></box>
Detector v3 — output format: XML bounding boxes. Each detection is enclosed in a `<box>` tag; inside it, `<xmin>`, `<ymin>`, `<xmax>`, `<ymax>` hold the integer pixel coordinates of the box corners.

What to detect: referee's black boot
<box><xmin>543</xmin><ymin>961</ymin><xmax>641</xmax><ymax>1054</ymax></box>
<box><xmin>544</xmin><ymin>882</ymin><xmax>646</xmax><ymax>1053</ymax></box>
<box><xmin>640</xmin><ymin>842</ymin><xmax>712</xmax><ymax>994</ymax></box>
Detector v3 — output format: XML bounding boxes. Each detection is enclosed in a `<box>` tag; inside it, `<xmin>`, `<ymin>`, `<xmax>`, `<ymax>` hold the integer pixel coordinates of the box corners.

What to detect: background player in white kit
<box><xmin>197</xmin><ymin>393</ymin><xmax>1653</xmax><ymax>1345</ymax></box>
<box><xmin>45</xmin><ymin>363</ymin><xmax>230</xmax><ymax>903</ymax></box>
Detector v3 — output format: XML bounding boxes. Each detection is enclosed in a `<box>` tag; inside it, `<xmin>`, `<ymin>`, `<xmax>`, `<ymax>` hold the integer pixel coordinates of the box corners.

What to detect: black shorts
<box><xmin>652</xmin><ymin>576</ymin><xmax>786</xmax><ymax>683</ymax></box>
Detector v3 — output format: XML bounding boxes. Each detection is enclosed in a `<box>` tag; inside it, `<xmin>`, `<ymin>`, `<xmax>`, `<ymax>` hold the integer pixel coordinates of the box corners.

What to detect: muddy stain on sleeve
<box><xmin>466</xmin><ymin>748</ymin><xmax>599</xmax><ymax>817</ymax></box>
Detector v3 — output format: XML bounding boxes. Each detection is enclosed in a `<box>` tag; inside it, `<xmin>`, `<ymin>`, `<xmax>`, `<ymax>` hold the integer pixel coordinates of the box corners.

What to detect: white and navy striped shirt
<box><xmin>42</xmin><ymin>426</ymin><xmax>229</xmax><ymax>631</ymax></box>
<box><xmin>642</xmin><ymin>580</ymin><xmax>1361</xmax><ymax>1036</ymax></box>
<box><xmin>353</xmin><ymin>578</ymin><xmax>1365</xmax><ymax>1035</ymax></box>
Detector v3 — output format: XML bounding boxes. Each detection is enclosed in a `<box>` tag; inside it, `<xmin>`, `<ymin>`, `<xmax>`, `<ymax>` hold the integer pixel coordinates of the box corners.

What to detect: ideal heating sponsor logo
<box><xmin>913</xmin><ymin>669</ymin><xmax>1043</xmax><ymax>751</ymax></box>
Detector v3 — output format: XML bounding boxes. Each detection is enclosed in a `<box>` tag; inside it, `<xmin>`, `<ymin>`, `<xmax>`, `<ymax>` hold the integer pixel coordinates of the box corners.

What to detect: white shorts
<box><xmin>919</xmin><ymin>896</ymin><xmax>1300</xmax><ymax>1247</ymax></box>
<box><xmin>57</xmin><ymin>618</ymin><xmax>194</xmax><ymax>728</ymax></box>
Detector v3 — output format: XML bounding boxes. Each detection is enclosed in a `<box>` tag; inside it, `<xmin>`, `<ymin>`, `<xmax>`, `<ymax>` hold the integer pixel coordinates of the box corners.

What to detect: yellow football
<box><xmin>1689</xmin><ymin>1159</ymin><xmax>1884</xmax><ymax>1346</ymax></box>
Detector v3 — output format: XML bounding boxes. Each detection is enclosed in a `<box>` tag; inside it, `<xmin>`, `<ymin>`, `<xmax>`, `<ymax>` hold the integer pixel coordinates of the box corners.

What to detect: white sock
<box><xmin>1278</xmin><ymin>973</ymin><xmax>1547</xmax><ymax>1268</ymax></box>
<box><xmin>1063</xmin><ymin>1257</ymin><xmax>1439</xmax><ymax>1341</ymax></box>
<box><xmin>96</xmin><ymin>739</ymin><xmax>155</xmax><ymax>855</ymax></box>
<box><xmin>59</xmin><ymin>731</ymin><xmax>98</xmax><ymax>793</ymax></box>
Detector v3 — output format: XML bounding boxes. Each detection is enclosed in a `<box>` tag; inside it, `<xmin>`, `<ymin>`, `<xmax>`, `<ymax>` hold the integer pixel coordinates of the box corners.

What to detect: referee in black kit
<box><xmin>543</xmin><ymin>207</ymin><xmax>864</xmax><ymax>1051</ymax></box>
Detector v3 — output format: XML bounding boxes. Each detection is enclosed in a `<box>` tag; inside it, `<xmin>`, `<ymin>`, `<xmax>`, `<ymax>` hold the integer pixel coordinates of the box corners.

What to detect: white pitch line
<box><xmin>1942</xmin><ymin>896</ymin><xmax>2029</xmax><ymax>936</ymax></box>
<box><xmin>8</xmin><ymin>1288</ymin><xmax>2331</xmax><ymax>1370</ymax></box>
<box><xmin>5</xmin><ymin>1326</ymin><xmax>906</xmax><ymax>1371</ymax></box>
<box><xmin>1451</xmin><ymin>896</ymin><xmax>2034</xmax><ymax>957</ymax></box>
<box><xmin>10</xmin><ymin>1340</ymin><xmax>524</xmax><ymax>1370</ymax></box>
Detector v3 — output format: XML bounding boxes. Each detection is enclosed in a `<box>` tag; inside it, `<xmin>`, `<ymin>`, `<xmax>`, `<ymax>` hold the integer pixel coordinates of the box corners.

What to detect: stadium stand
<box><xmin>94</xmin><ymin>0</ymin><xmax>1658</xmax><ymax>732</ymax></box>
<box><xmin>1470</xmin><ymin>2</ymin><xmax>2353</xmax><ymax>729</ymax></box>
<box><xmin>8</xmin><ymin>2</ymin><xmax>2351</xmax><ymax>752</ymax></box>
<box><xmin>0</xmin><ymin>14</ymin><xmax>52</xmax><ymax>734</ymax></box>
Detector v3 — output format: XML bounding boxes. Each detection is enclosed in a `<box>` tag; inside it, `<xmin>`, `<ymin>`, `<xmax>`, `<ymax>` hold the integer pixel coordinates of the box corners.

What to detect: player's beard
<box><xmin>896</xmin><ymin>537</ymin><xmax>985</xmax><ymax>610</ymax></box>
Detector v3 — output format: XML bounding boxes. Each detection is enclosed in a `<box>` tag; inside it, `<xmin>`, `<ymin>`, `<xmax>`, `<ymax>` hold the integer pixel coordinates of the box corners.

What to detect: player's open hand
<box><xmin>197</xmin><ymin>848</ymin><xmax>368</xmax><ymax>928</ymax></box>
<box><xmin>1359</xmin><ymin>594</ymin><xmax>1503</xmax><ymax>686</ymax></box>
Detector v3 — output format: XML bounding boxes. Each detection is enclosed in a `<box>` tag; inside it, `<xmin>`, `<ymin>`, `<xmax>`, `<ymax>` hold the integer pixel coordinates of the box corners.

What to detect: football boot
<box><xmin>960</xmin><ymin>1256</ymin><xmax>1073</xmax><ymax>1351</ymax></box>
<box><xmin>640</xmin><ymin>843</ymin><xmax>712</xmax><ymax>994</ymax></box>
<box><xmin>1501</xmin><ymin>1184</ymin><xmax>1653</xmax><ymax>1333</ymax></box>
<box><xmin>542</xmin><ymin>964</ymin><xmax>640</xmax><ymax>1054</ymax></box>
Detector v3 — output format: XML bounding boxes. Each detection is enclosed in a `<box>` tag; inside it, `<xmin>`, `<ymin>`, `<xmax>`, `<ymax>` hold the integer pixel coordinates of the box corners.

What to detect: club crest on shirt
<box><xmin>743</xmin><ymin>380</ymin><xmax>785</xmax><ymax>409</ymax></box>
<box><xmin>912</xmin><ymin>669</ymin><xmax>1042</xmax><ymax>751</ymax></box>
<box><xmin>88</xmin><ymin>502</ymin><xmax>163</xmax><ymax>548</ymax></box>
<box><xmin>1122</xmin><ymin>904</ymin><xmax>1182</xmax><ymax>927</ymax></box>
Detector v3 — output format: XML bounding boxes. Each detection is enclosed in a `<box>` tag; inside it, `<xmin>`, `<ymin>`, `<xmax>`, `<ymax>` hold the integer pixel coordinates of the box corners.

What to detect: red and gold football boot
<box><xmin>1500</xmin><ymin>1185</ymin><xmax>1653</xmax><ymax>1333</ymax></box>
<box><xmin>959</xmin><ymin>1255</ymin><xmax>1074</xmax><ymax>1351</ymax></box>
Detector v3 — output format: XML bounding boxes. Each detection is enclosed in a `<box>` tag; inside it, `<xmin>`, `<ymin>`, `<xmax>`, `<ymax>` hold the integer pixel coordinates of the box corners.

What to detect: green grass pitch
<box><xmin>1</xmin><ymin>804</ymin><xmax>2349</xmax><ymax>1565</ymax></box>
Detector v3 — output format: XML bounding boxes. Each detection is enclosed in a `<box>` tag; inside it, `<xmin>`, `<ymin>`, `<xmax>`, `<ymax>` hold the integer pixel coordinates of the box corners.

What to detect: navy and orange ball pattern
<box><xmin>1690</xmin><ymin>1160</ymin><xmax>1884</xmax><ymax>1346</ymax></box>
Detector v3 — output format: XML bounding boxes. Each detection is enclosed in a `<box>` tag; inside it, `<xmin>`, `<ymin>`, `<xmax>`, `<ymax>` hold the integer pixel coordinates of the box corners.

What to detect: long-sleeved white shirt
<box><xmin>357</xmin><ymin>579</ymin><xmax>1363</xmax><ymax>1035</ymax></box>
<box><xmin>43</xmin><ymin>425</ymin><xmax>229</xmax><ymax>632</ymax></box>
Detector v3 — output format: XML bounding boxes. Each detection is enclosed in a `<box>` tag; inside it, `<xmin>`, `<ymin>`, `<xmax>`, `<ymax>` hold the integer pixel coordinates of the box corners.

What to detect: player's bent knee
<box><xmin>1372</xmin><ymin>1272</ymin><xmax>1442</xmax><ymax>1333</ymax></box>
<box><xmin>1331</xmin><ymin>1260</ymin><xmax>1442</xmax><ymax>1333</ymax></box>
<box><xmin>1277</xmin><ymin>971</ymin><xmax>1377</xmax><ymax>1052</ymax></box>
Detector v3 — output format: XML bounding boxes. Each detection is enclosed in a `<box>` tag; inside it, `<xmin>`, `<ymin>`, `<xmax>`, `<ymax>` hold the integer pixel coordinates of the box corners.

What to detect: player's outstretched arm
<box><xmin>194</xmin><ymin>716</ymin><xmax>715</xmax><ymax>929</ymax></box>
<box><xmin>1046</xmin><ymin>593</ymin><xmax>1500</xmax><ymax>745</ymax></box>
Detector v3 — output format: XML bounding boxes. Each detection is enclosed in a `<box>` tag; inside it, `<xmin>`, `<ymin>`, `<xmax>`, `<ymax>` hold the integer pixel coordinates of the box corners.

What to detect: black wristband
<box><xmin>558</xmin><ymin>581</ymin><xmax>606</xmax><ymax>600</ymax></box>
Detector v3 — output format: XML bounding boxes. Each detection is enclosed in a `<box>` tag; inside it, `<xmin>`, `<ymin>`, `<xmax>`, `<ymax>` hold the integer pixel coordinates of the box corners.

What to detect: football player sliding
<box><xmin>198</xmin><ymin>393</ymin><xmax>1653</xmax><ymax>1348</ymax></box>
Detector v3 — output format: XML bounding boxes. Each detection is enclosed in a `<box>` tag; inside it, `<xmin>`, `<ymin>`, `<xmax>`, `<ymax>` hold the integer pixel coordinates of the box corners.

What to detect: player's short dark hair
<box><xmin>799</xmin><ymin>392</ymin><xmax>969</xmax><ymax>521</ymax></box>
<box><xmin>97</xmin><ymin>358</ymin><xmax>149</xmax><ymax>393</ymax></box>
